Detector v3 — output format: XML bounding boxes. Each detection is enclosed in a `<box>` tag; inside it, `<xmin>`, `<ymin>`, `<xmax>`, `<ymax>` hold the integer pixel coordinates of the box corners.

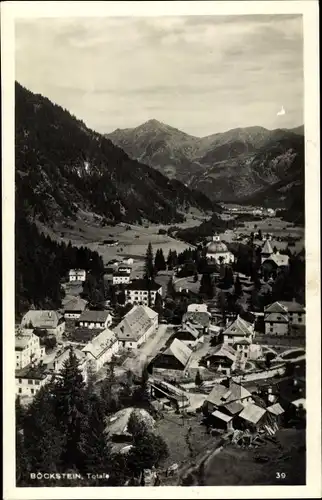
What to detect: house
<box><xmin>182</xmin><ymin>311</ymin><xmax>211</xmax><ymax>333</ymax></box>
<box><xmin>171</xmin><ymin>322</ymin><xmax>204</xmax><ymax>348</ymax></box>
<box><xmin>63</xmin><ymin>297</ymin><xmax>87</xmax><ymax>320</ymax></box>
<box><xmin>122</xmin><ymin>258</ymin><xmax>134</xmax><ymax>266</ymax></box>
<box><xmin>187</xmin><ymin>303</ymin><xmax>208</xmax><ymax>313</ymax></box>
<box><xmin>82</xmin><ymin>328</ymin><xmax>119</xmax><ymax>372</ymax></box>
<box><xmin>125</xmin><ymin>279</ymin><xmax>162</xmax><ymax>306</ymax></box>
<box><xmin>77</xmin><ymin>310</ymin><xmax>113</xmax><ymax>329</ymax></box>
<box><xmin>45</xmin><ymin>346</ymin><xmax>88</xmax><ymax>383</ymax></box>
<box><xmin>151</xmin><ymin>339</ymin><xmax>192</xmax><ymax>372</ymax></box>
<box><xmin>264</xmin><ymin>312</ymin><xmax>289</xmax><ymax>335</ymax></box>
<box><xmin>265</xmin><ymin>300</ymin><xmax>305</xmax><ymax>328</ymax></box>
<box><xmin>114</xmin><ymin>305</ymin><xmax>158</xmax><ymax>349</ymax></box>
<box><xmin>204</xmin><ymin>379</ymin><xmax>252</xmax><ymax>415</ymax></box>
<box><xmin>210</xmin><ymin>410</ymin><xmax>234</xmax><ymax>431</ymax></box>
<box><xmin>112</xmin><ymin>272</ymin><xmax>131</xmax><ymax>285</ymax></box>
<box><xmin>104</xmin><ymin>239</ymin><xmax>119</xmax><ymax>246</ymax></box>
<box><xmin>260</xmin><ymin>240</ymin><xmax>289</xmax><ymax>268</ymax></box>
<box><xmin>15</xmin><ymin>330</ymin><xmax>46</xmax><ymax>369</ymax></box>
<box><xmin>21</xmin><ymin>310</ymin><xmax>65</xmax><ymax>338</ymax></box>
<box><xmin>15</xmin><ymin>365</ymin><xmax>51</xmax><ymax>400</ymax></box>
<box><xmin>105</xmin><ymin>407</ymin><xmax>155</xmax><ymax>442</ymax></box>
<box><xmin>203</xmin><ymin>344</ymin><xmax>237</xmax><ymax>375</ymax></box>
<box><xmin>68</xmin><ymin>269</ymin><xmax>86</xmax><ymax>282</ymax></box>
<box><xmin>206</xmin><ymin>234</ymin><xmax>235</xmax><ymax>264</ymax></box>
<box><xmin>118</xmin><ymin>266</ymin><xmax>132</xmax><ymax>275</ymax></box>
<box><xmin>267</xmin><ymin>403</ymin><xmax>285</xmax><ymax>425</ymax></box>
<box><xmin>236</xmin><ymin>403</ymin><xmax>268</xmax><ymax>431</ymax></box>
<box><xmin>222</xmin><ymin>315</ymin><xmax>254</xmax><ymax>345</ymax></box>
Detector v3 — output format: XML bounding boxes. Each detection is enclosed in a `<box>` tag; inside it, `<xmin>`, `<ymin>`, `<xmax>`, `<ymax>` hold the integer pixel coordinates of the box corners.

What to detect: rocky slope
<box><xmin>15</xmin><ymin>83</ymin><xmax>215</xmax><ymax>227</ymax></box>
<box><xmin>106</xmin><ymin>121</ymin><xmax>304</xmax><ymax>207</ymax></box>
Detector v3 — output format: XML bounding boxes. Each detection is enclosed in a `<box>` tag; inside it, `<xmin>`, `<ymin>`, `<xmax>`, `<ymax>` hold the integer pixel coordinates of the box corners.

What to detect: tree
<box><xmin>127</xmin><ymin>429</ymin><xmax>169</xmax><ymax>479</ymax></box>
<box><xmin>195</xmin><ymin>370</ymin><xmax>202</xmax><ymax>387</ymax></box>
<box><xmin>52</xmin><ymin>348</ymin><xmax>87</xmax><ymax>471</ymax></box>
<box><xmin>153</xmin><ymin>292</ymin><xmax>163</xmax><ymax>315</ymax></box>
<box><xmin>222</xmin><ymin>266</ymin><xmax>234</xmax><ymax>289</ymax></box>
<box><xmin>234</xmin><ymin>275</ymin><xmax>242</xmax><ymax>298</ymax></box>
<box><xmin>144</xmin><ymin>243</ymin><xmax>155</xmax><ymax>280</ymax></box>
<box><xmin>132</xmin><ymin>364</ymin><xmax>151</xmax><ymax>410</ymax></box>
<box><xmin>258</xmin><ymin>229</ymin><xmax>263</xmax><ymax>241</ymax></box>
<box><xmin>199</xmin><ymin>273</ymin><xmax>214</xmax><ymax>299</ymax></box>
<box><xmin>166</xmin><ymin>277</ymin><xmax>176</xmax><ymax>299</ymax></box>
<box><xmin>193</xmin><ymin>272</ymin><xmax>199</xmax><ymax>283</ymax></box>
<box><xmin>154</xmin><ymin>249</ymin><xmax>166</xmax><ymax>273</ymax></box>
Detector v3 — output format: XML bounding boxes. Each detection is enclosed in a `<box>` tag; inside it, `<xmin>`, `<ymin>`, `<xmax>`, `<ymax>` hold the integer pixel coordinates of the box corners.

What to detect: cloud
<box><xmin>15</xmin><ymin>15</ymin><xmax>303</xmax><ymax>136</ymax></box>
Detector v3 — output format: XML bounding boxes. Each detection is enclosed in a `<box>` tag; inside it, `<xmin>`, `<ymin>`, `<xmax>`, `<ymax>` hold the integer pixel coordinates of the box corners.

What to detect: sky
<box><xmin>15</xmin><ymin>15</ymin><xmax>303</xmax><ymax>137</ymax></box>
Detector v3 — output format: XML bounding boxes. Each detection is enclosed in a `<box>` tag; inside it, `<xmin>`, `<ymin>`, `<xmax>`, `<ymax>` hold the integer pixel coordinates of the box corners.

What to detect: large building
<box><xmin>15</xmin><ymin>365</ymin><xmax>51</xmax><ymax>400</ymax></box>
<box><xmin>15</xmin><ymin>330</ymin><xmax>46</xmax><ymax>369</ymax></box>
<box><xmin>222</xmin><ymin>315</ymin><xmax>255</xmax><ymax>346</ymax></box>
<box><xmin>82</xmin><ymin>328</ymin><xmax>119</xmax><ymax>373</ymax></box>
<box><xmin>114</xmin><ymin>305</ymin><xmax>158</xmax><ymax>349</ymax></box>
<box><xmin>264</xmin><ymin>300</ymin><xmax>305</xmax><ymax>335</ymax></box>
<box><xmin>125</xmin><ymin>279</ymin><xmax>162</xmax><ymax>306</ymax></box>
<box><xmin>20</xmin><ymin>310</ymin><xmax>65</xmax><ymax>338</ymax></box>
<box><xmin>77</xmin><ymin>310</ymin><xmax>113</xmax><ymax>330</ymax></box>
<box><xmin>206</xmin><ymin>235</ymin><xmax>234</xmax><ymax>265</ymax></box>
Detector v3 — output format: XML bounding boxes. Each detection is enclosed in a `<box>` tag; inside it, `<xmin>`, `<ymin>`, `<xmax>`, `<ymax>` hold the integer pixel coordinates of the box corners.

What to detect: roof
<box><xmin>206</xmin><ymin>241</ymin><xmax>229</xmax><ymax>254</ymax></box>
<box><xmin>239</xmin><ymin>403</ymin><xmax>267</xmax><ymax>424</ymax></box>
<box><xmin>69</xmin><ymin>268</ymin><xmax>86</xmax><ymax>274</ymax></box>
<box><xmin>211</xmin><ymin>410</ymin><xmax>233</xmax><ymax>423</ymax></box>
<box><xmin>261</xmin><ymin>240</ymin><xmax>273</xmax><ymax>255</ymax></box>
<box><xmin>105</xmin><ymin>407</ymin><xmax>155</xmax><ymax>437</ymax></box>
<box><xmin>47</xmin><ymin>347</ymin><xmax>86</xmax><ymax>370</ymax></box>
<box><xmin>126</xmin><ymin>279</ymin><xmax>162</xmax><ymax>292</ymax></box>
<box><xmin>113</xmin><ymin>272</ymin><xmax>130</xmax><ymax>277</ymax></box>
<box><xmin>223</xmin><ymin>315</ymin><xmax>253</xmax><ymax>338</ymax></box>
<box><xmin>15</xmin><ymin>332</ymin><xmax>33</xmax><ymax>350</ymax></box>
<box><xmin>264</xmin><ymin>313</ymin><xmax>289</xmax><ymax>323</ymax></box>
<box><xmin>205</xmin><ymin>343</ymin><xmax>236</xmax><ymax>362</ymax></box>
<box><xmin>266</xmin><ymin>253</ymin><xmax>289</xmax><ymax>267</ymax></box>
<box><xmin>64</xmin><ymin>297</ymin><xmax>87</xmax><ymax>312</ymax></box>
<box><xmin>114</xmin><ymin>305</ymin><xmax>156</xmax><ymax>341</ymax></box>
<box><xmin>78</xmin><ymin>310</ymin><xmax>111</xmax><ymax>323</ymax></box>
<box><xmin>207</xmin><ymin>381</ymin><xmax>251</xmax><ymax>406</ymax></box>
<box><xmin>175</xmin><ymin>322</ymin><xmax>200</xmax><ymax>340</ymax></box>
<box><xmin>162</xmin><ymin>338</ymin><xmax>192</xmax><ymax>367</ymax></box>
<box><xmin>265</xmin><ymin>301</ymin><xmax>305</xmax><ymax>314</ymax></box>
<box><xmin>267</xmin><ymin>403</ymin><xmax>285</xmax><ymax>416</ymax></box>
<box><xmin>15</xmin><ymin>365</ymin><xmax>49</xmax><ymax>380</ymax></box>
<box><xmin>234</xmin><ymin>338</ymin><xmax>251</xmax><ymax>345</ymax></box>
<box><xmin>82</xmin><ymin>328</ymin><xmax>118</xmax><ymax>359</ymax></box>
<box><xmin>223</xmin><ymin>401</ymin><xmax>245</xmax><ymax>415</ymax></box>
<box><xmin>21</xmin><ymin>310</ymin><xmax>63</xmax><ymax>329</ymax></box>
<box><xmin>182</xmin><ymin>311</ymin><xmax>211</xmax><ymax>328</ymax></box>
<box><xmin>187</xmin><ymin>303</ymin><xmax>208</xmax><ymax>313</ymax></box>
<box><xmin>68</xmin><ymin>328</ymin><xmax>103</xmax><ymax>343</ymax></box>
<box><xmin>291</xmin><ymin>398</ymin><xmax>306</xmax><ymax>409</ymax></box>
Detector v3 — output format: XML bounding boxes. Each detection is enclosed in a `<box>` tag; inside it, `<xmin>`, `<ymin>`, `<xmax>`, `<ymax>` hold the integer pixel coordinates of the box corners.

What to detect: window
<box><xmin>19</xmin><ymin>378</ymin><xmax>22</xmax><ymax>383</ymax></box>
<box><xmin>35</xmin><ymin>381</ymin><xmax>40</xmax><ymax>385</ymax></box>
<box><xmin>31</xmin><ymin>389</ymin><xmax>34</xmax><ymax>394</ymax></box>
<box><xmin>18</xmin><ymin>388</ymin><xmax>22</xmax><ymax>394</ymax></box>
<box><xmin>28</xmin><ymin>379</ymin><xmax>33</xmax><ymax>385</ymax></box>
<box><xmin>298</xmin><ymin>317</ymin><xmax>302</xmax><ymax>323</ymax></box>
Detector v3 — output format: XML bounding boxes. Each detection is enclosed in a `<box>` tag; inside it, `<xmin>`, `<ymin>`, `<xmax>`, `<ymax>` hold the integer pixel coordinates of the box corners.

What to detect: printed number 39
<box><xmin>276</xmin><ymin>472</ymin><xmax>286</xmax><ymax>479</ymax></box>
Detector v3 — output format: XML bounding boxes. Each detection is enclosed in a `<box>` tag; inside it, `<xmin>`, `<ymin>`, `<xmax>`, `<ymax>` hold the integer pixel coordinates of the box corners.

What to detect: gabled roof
<box><xmin>15</xmin><ymin>332</ymin><xmax>34</xmax><ymax>350</ymax></box>
<box><xmin>261</xmin><ymin>240</ymin><xmax>273</xmax><ymax>255</ymax></box>
<box><xmin>49</xmin><ymin>347</ymin><xmax>86</xmax><ymax>370</ymax></box>
<box><xmin>82</xmin><ymin>328</ymin><xmax>118</xmax><ymax>359</ymax></box>
<box><xmin>64</xmin><ymin>297</ymin><xmax>87</xmax><ymax>312</ymax></box>
<box><xmin>264</xmin><ymin>301</ymin><xmax>288</xmax><ymax>314</ymax></box>
<box><xmin>211</xmin><ymin>410</ymin><xmax>233</xmax><ymax>422</ymax></box>
<box><xmin>78</xmin><ymin>310</ymin><xmax>111</xmax><ymax>323</ymax></box>
<box><xmin>162</xmin><ymin>338</ymin><xmax>192</xmax><ymax>367</ymax></box>
<box><xmin>114</xmin><ymin>305</ymin><xmax>155</xmax><ymax>341</ymax></box>
<box><xmin>267</xmin><ymin>403</ymin><xmax>285</xmax><ymax>416</ymax></box>
<box><xmin>187</xmin><ymin>303</ymin><xmax>208</xmax><ymax>313</ymax></box>
<box><xmin>267</xmin><ymin>253</ymin><xmax>289</xmax><ymax>267</ymax></box>
<box><xmin>223</xmin><ymin>401</ymin><xmax>245</xmax><ymax>415</ymax></box>
<box><xmin>239</xmin><ymin>403</ymin><xmax>266</xmax><ymax>424</ymax></box>
<box><xmin>21</xmin><ymin>310</ymin><xmax>63</xmax><ymax>329</ymax></box>
<box><xmin>223</xmin><ymin>315</ymin><xmax>253</xmax><ymax>337</ymax></box>
<box><xmin>15</xmin><ymin>365</ymin><xmax>49</xmax><ymax>380</ymax></box>
<box><xmin>265</xmin><ymin>300</ymin><xmax>305</xmax><ymax>314</ymax></box>
<box><xmin>105</xmin><ymin>407</ymin><xmax>155</xmax><ymax>437</ymax></box>
<box><xmin>175</xmin><ymin>322</ymin><xmax>200</xmax><ymax>340</ymax></box>
<box><xmin>207</xmin><ymin>381</ymin><xmax>251</xmax><ymax>406</ymax></box>
<box><xmin>205</xmin><ymin>343</ymin><xmax>236</xmax><ymax>362</ymax></box>
<box><xmin>182</xmin><ymin>311</ymin><xmax>211</xmax><ymax>328</ymax></box>
<box><xmin>264</xmin><ymin>313</ymin><xmax>289</xmax><ymax>323</ymax></box>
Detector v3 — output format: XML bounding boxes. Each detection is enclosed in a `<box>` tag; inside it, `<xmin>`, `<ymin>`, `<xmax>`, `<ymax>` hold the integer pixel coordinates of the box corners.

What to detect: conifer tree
<box><xmin>166</xmin><ymin>276</ymin><xmax>176</xmax><ymax>299</ymax></box>
<box><xmin>153</xmin><ymin>292</ymin><xmax>163</xmax><ymax>315</ymax></box>
<box><xmin>144</xmin><ymin>242</ymin><xmax>155</xmax><ymax>280</ymax></box>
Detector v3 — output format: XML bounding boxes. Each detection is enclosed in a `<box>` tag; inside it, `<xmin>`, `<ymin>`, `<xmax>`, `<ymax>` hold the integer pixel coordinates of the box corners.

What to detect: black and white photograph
<box><xmin>2</xmin><ymin>1</ymin><xmax>321</xmax><ymax>498</ymax></box>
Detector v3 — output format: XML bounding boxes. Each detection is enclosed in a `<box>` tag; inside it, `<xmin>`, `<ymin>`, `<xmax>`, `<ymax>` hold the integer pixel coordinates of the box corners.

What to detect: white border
<box><xmin>1</xmin><ymin>1</ymin><xmax>321</xmax><ymax>499</ymax></box>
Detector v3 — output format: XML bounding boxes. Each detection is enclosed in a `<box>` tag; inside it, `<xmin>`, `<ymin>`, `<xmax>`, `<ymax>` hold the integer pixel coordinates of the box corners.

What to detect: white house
<box><xmin>264</xmin><ymin>300</ymin><xmax>305</xmax><ymax>335</ymax></box>
<box><xmin>69</xmin><ymin>269</ymin><xmax>86</xmax><ymax>282</ymax></box>
<box><xmin>222</xmin><ymin>315</ymin><xmax>255</xmax><ymax>345</ymax></box>
<box><xmin>114</xmin><ymin>305</ymin><xmax>158</xmax><ymax>349</ymax></box>
<box><xmin>206</xmin><ymin>235</ymin><xmax>234</xmax><ymax>264</ymax></box>
<box><xmin>82</xmin><ymin>328</ymin><xmax>119</xmax><ymax>373</ymax></box>
<box><xmin>63</xmin><ymin>297</ymin><xmax>87</xmax><ymax>320</ymax></box>
<box><xmin>112</xmin><ymin>272</ymin><xmax>131</xmax><ymax>285</ymax></box>
<box><xmin>125</xmin><ymin>279</ymin><xmax>162</xmax><ymax>307</ymax></box>
<box><xmin>15</xmin><ymin>330</ymin><xmax>46</xmax><ymax>369</ymax></box>
<box><xmin>77</xmin><ymin>310</ymin><xmax>113</xmax><ymax>329</ymax></box>
<box><xmin>21</xmin><ymin>310</ymin><xmax>65</xmax><ymax>338</ymax></box>
<box><xmin>122</xmin><ymin>258</ymin><xmax>134</xmax><ymax>266</ymax></box>
<box><xmin>16</xmin><ymin>365</ymin><xmax>51</xmax><ymax>400</ymax></box>
<box><xmin>118</xmin><ymin>266</ymin><xmax>132</xmax><ymax>275</ymax></box>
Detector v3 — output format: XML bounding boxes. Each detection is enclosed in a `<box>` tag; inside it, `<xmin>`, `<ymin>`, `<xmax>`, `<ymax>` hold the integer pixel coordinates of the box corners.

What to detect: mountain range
<box><xmin>15</xmin><ymin>83</ymin><xmax>215</xmax><ymax>227</ymax></box>
<box><xmin>106</xmin><ymin>120</ymin><xmax>304</xmax><ymax>209</ymax></box>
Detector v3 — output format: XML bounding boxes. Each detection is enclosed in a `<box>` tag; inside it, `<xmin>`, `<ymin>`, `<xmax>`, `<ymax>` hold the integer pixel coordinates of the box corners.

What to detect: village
<box><xmin>15</xmin><ymin>218</ymin><xmax>306</xmax><ymax>486</ymax></box>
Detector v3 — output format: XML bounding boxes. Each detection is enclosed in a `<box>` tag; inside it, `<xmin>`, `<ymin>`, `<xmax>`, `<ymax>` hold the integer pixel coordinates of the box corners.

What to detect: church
<box><xmin>206</xmin><ymin>234</ymin><xmax>235</xmax><ymax>265</ymax></box>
